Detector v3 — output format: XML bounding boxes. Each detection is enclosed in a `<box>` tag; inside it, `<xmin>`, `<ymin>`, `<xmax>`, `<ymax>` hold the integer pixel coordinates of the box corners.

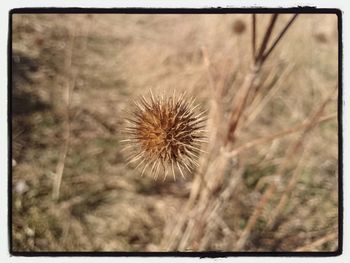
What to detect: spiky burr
<box><xmin>122</xmin><ymin>91</ymin><xmax>207</xmax><ymax>181</ymax></box>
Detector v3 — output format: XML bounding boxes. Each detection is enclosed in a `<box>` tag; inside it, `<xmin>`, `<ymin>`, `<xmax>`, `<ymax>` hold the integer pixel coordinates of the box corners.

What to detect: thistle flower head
<box><xmin>122</xmin><ymin>91</ymin><xmax>207</xmax><ymax>181</ymax></box>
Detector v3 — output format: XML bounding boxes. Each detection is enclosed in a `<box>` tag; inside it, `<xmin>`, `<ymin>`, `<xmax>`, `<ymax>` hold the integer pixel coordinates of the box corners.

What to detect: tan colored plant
<box><xmin>160</xmin><ymin>13</ymin><xmax>337</xmax><ymax>252</ymax></box>
<box><xmin>122</xmin><ymin>91</ymin><xmax>207</xmax><ymax>180</ymax></box>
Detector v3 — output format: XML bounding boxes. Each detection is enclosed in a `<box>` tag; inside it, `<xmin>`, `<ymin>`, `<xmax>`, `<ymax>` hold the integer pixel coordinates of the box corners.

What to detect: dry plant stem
<box><xmin>255</xmin><ymin>14</ymin><xmax>278</xmax><ymax>64</ymax></box>
<box><xmin>228</xmin><ymin>113</ymin><xmax>336</xmax><ymax>158</ymax></box>
<box><xmin>252</xmin><ymin>14</ymin><xmax>257</xmax><ymax>61</ymax></box>
<box><xmin>234</xmin><ymin>86</ymin><xmax>337</xmax><ymax>250</ymax></box>
<box><xmin>198</xmin><ymin>168</ymin><xmax>243</xmax><ymax>250</ymax></box>
<box><xmin>184</xmin><ymin>48</ymin><xmax>221</xmax><ymax>207</ymax></box>
<box><xmin>261</xmin><ymin>14</ymin><xmax>299</xmax><ymax>64</ymax></box>
<box><xmin>225</xmin><ymin>67</ymin><xmax>260</xmax><ymax>143</ymax></box>
<box><xmin>201</xmin><ymin>47</ymin><xmax>226</xmax><ymax>150</ymax></box>
<box><xmin>52</xmin><ymin>22</ymin><xmax>90</xmax><ymax>201</ymax></box>
<box><xmin>186</xmin><ymin>156</ymin><xmax>231</xmax><ymax>248</ymax></box>
<box><xmin>177</xmin><ymin>164</ymin><xmax>243</xmax><ymax>251</ymax></box>
<box><xmin>82</xmin><ymin>108</ymin><xmax>116</xmax><ymax>134</ymax></box>
<box><xmin>295</xmin><ymin>232</ymin><xmax>338</xmax><ymax>252</ymax></box>
<box><xmin>226</xmin><ymin>14</ymin><xmax>296</xmax><ymax>143</ymax></box>
<box><xmin>243</xmin><ymin>65</ymin><xmax>294</xmax><ymax>127</ymax></box>
<box><xmin>191</xmin><ymin>47</ymin><xmax>226</xmax><ymax>191</ymax></box>
<box><xmin>243</xmin><ymin>63</ymin><xmax>281</xmax><ymax>112</ymax></box>
<box><xmin>164</xmin><ymin>155</ymin><xmax>230</xmax><ymax>250</ymax></box>
<box><xmin>52</xmin><ymin>29</ymin><xmax>76</xmax><ymax>201</ymax></box>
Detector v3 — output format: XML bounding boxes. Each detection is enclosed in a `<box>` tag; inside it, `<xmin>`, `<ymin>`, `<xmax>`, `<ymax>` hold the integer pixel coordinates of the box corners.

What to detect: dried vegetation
<box><xmin>12</xmin><ymin>13</ymin><xmax>338</xmax><ymax>252</ymax></box>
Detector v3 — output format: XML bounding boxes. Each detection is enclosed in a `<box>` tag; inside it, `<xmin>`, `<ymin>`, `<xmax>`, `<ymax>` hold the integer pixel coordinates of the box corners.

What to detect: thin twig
<box><xmin>243</xmin><ymin>64</ymin><xmax>294</xmax><ymax>128</ymax></box>
<box><xmin>256</xmin><ymin>14</ymin><xmax>278</xmax><ymax>64</ymax></box>
<box><xmin>225</xmin><ymin>70</ymin><xmax>259</xmax><ymax>143</ymax></box>
<box><xmin>261</xmin><ymin>14</ymin><xmax>299</xmax><ymax>64</ymax></box>
<box><xmin>198</xmin><ymin>168</ymin><xmax>243</xmax><ymax>250</ymax></box>
<box><xmin>252</xmin><ymin>14</ymin><xmax>257</xmax><ymax>62</ymax></box>
<box><xmin>52</xmin><ymin>29</ymin><xmax>76</xmax><ymax>201</ymax></box>
<box><xmin>228</xmin><ymin>113</ymin><xmax>336</xmax><ymax>158</ymax></box>
<box><xmin>52</xmin><ymin>21</ymin><xmax>90</xmax><ymax>201</ymax></box>
<box><xmin>225</xmin><ymin>14</ymin><xmax>284</xmax><ymax>143</ymax></box>
<box><xmin>295</xmin><ymin>232</ymin><xmax>338</xmax><ymax>251</ymax></box>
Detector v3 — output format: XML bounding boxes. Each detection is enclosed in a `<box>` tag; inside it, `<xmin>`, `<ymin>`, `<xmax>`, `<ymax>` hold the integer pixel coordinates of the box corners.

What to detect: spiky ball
<box><xmin>122</xmin><ymin>91</ymin><xmax>207</xmax><ymax>180</ymax></box>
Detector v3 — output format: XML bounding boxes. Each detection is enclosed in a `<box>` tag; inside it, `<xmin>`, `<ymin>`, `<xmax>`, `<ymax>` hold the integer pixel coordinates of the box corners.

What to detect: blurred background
<box><xmin>11</xmin><ymin>13</ymin><xmax>338</xmax><ymax>252</ymax></box>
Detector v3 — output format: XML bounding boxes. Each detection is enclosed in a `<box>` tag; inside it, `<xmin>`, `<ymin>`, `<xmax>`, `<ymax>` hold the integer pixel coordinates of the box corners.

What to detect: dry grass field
<box><xmin>11</xmin><ymin>13</ymin><xmax>339</xmax><ymax>252</ymax></box>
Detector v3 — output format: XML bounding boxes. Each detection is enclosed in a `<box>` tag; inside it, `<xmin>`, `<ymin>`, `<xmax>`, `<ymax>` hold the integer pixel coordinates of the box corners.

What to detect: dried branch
<box><xmin>261</xmin><ymin>14</ymin><xmax>299</xmax><ymax>64</ymax></box>
<box><xmin>52</xmin><ymin>21</ymin><xmax>90</xmax><ymax>201</ymax></box>
<box><xmin>228</xmin><ymin>113</ymin><xmax>336</xmax><ymax>158</ymax></box>
<box><xmin>256</xmin><ymin>14</ymin><xmax>278</xmax><ymax>64</ymax></box>
<box><xmin>252</xmin><ymin>14</ymin><xmax>257</xmax><ymax>62</ymax></box>
<box><xmin>295</xmin><ymin>232</ymin><xmax>338</xmax><ymax>251</ymax></box>
<box><xmin>52</xmin><ymin>29</ymin><xmax>76</xmax><ymax>201</ymax></box>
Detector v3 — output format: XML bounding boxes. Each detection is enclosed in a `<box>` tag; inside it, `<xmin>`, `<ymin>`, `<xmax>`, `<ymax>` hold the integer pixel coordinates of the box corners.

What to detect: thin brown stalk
<box><xmin>226</xmin><ymin>14</ymin><xmax>300</xmax><ymax>144</ymax></box>
<box><xmin>198</xmin><ymin>168</ymin><xmax>243</xmax><ymax>250</ymax></box>
<box><xmin>201</xmin><ymin>47</ymin><xmax>216</xmax><ymax>94</ymax></box>
<box><xmin>252</xmin><ymin>14</ymin><xmax>257</xmax><ymax>62</ymax></box>
<box><xmin>225</xmin><ymin>70</ymin><xmax>259</xmax><ymax>143</ymax></box>
<box><xmin>295</xmin><ymin>232</ymin><xmax>338</xmax><ymax>252</ymax></box>
<box><xmin>164</xmin><ymin>154</ymin><xmax>231</xmax><ymax>251</ymax></box>
<box><xmin>176</xmin><ymin>165</ymin><xmax>243</xmax><ymax>251</ymax></box>
<box><xmin>52</xmin><ymin>29</ymin><xmax>76</xmax><ymax>201</ymax></box>
<box><xmin>243</xmin><ymin>64</ymin><xmax>294</xmax><ymax>127</ymax></box>
<box><xmin>261</xmin><ymin>14</ymin><xmax>299</xmax><ymax>64</ymax></box>
<box><xmin>256</xmin><ymin>14</ymin><xmax>278</xmax><ymax>64</ymax></box>
<box><xmin>52</xmin><ymin>22</ymin><xmax>90</xmax><ymax>201</ymax></box>
<box><xmin>228</xmin><ymin>113</ymin><xmax>336</xmax><ymax>158</ymax></box>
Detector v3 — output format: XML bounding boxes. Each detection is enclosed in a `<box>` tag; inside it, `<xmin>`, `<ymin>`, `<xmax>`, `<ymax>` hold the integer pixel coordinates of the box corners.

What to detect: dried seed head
<box><xmin>232</xmin><ymin>19</ymin><xmax>246</xmax><ymax>35</ymax></box>
<box><xmin>122</xmin><ymin>91</ymin><xmax>207</xmax><ymax>181</ymax></box>
<box><xmin>313</xmin><ymin>32</ymin><xmax>328</xmax><ymax>44</ymax></box>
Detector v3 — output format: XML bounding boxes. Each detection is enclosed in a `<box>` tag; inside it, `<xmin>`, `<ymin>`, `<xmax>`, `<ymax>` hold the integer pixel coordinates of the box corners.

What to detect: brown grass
<box><xmin>11</xmin><ymin>13</ymin><xmax>338</xmax><ymax>252</ymax></box>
